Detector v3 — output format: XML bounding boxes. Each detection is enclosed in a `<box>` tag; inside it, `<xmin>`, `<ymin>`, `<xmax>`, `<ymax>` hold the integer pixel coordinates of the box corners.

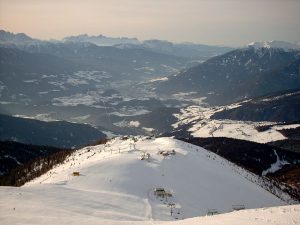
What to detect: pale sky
<box><xmin>0</xmin><ymin>0</ymin><xmax>299</xmax><ymax>46</ymax></box>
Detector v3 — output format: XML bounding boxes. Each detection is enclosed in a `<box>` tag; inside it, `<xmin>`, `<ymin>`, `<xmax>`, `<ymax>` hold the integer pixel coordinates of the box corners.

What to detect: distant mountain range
<box><xmin>155</xmin><ymin>46</ymin><xmax>300</xmax><ymax>105</ymax></box>
<box><xmin>248</xmin><ymin>41</ymin><xmax>300</xmax><ymax>51</ymax></box>
<box><xmin>63</xmin><ymin>34</ymin><xmax>140</xmax><ymax>46</ymax></box>
<box><xmin>64</xmin><ymin>35</ymin><xmax>233</xmax><ymax>60</ymax></box>
<box><xmin>1</xmin><ymin>29</ymin><xmax>300</xmax><ymax>137</ymax></box>
<box><xmin>0</xmin><ymin>30</ymin><xmax>233</xmax><ymax>60</ymax></box>
<box><xmin>116</xmin><ymin>39</ymin><xmax>232</xmax><ymax>60</ymax></box>
<box><xmin>0</xmin><ymin>30</ymin><xmax>37</xmax><ymax>45</ymax></box>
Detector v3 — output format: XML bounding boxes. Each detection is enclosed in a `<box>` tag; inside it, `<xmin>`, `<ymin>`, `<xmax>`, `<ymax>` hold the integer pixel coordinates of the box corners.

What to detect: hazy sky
<box><xmin>0</xmin><ymin>0</ymin><xmax>299</xmax><ymax>46</ymax></box>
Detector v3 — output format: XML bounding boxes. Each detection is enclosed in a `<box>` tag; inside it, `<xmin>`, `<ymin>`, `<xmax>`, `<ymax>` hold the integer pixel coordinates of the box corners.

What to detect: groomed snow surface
<box><xmin>161</xmin><ymin>205</ymin><xmax>300</xmax><ymax>225</ymax></box>
<box><xmin>0</xmin><ymin>137</ymin><xmax>297</xmax><ymax>225</ymax></box>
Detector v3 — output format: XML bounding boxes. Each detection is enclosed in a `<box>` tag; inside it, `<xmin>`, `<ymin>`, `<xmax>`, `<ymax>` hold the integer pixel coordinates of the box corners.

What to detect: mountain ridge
<box><xmin>248</xmin><ymin>40</ymin><xmax>300</xmax><ymax>51</ymax></box>
<box><xmin>0</xmin><ymin>114</ymin><xmax>106</xmax><ymax>148</ymax></box>
<box><xmin>155</xmin><ymin>47</ymin><xmax>300</xmax><ymax>105</ymax></box>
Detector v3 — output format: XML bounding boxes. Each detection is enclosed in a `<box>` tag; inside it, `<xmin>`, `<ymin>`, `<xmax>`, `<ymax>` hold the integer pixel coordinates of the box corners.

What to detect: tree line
<box><xmin>0</xmin><ymin>149</ymin><xmax>74</xmax><ymax>186</ymax></box>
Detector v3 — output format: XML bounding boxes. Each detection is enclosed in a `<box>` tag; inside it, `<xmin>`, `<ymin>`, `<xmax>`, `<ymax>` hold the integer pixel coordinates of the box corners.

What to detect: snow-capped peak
<box><xmin>247</xmin><ymin>40</ymin><xmax>300</xmax><ymax>51</ymax></box>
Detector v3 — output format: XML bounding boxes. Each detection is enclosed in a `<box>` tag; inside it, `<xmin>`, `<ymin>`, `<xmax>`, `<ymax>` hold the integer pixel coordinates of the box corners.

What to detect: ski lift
<box><xmin>232</xmin><ymin>205</ymin><xmax>245</xmax><ymax>211</ymax></box>
<box><xmin>207</xmin><ymin>209</ymin><xmax>218</xmax><ymax>216</ymax></box>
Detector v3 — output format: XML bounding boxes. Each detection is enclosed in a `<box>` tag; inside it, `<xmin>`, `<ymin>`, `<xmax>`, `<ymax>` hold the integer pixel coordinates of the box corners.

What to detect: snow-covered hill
<box><xmin>0</xmin><ymin>137</ymin><xmax>291</xmax><ymax>224</ymax></box>
<box><xmin>172</xmin><ymin>102</ymin><xmax>300</xmax><ymax>143</ymax></box>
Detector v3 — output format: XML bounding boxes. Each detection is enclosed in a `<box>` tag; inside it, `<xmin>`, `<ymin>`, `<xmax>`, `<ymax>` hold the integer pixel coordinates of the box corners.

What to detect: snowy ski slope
<box><xmin>0</xmin><ymin>137</ymin><xmax>292</xmax><ymax>224</ymax></box>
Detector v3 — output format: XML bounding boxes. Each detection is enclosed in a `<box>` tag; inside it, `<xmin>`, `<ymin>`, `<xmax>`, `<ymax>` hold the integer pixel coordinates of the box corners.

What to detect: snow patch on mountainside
<box><xmin>173</xmin><ymin>105</ymin><xmax>300</xmax><ymax>143</ymax></box>
<box><xmin>248</xmin><ymin>41</ymin><xmax>300</xmax><ymax>51</ymax></box>
<box><xmin>262</xmin><ymin>150</ymin><xmax>290</xmax><ymax>176</ymax></box>
<box><xmin>149</xmin><ymin>77</ymin><xmax>169</xmax><ymax>82</ymax></box>
<box><xmin>260</xmin><ymin>91</ymin><xmax>300</xmax><ymax>102</ymax></box>
<box><xmin>13</xmin><ymin>114</ymin><xmax>59</xmax><ymax>122</ymax></box>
